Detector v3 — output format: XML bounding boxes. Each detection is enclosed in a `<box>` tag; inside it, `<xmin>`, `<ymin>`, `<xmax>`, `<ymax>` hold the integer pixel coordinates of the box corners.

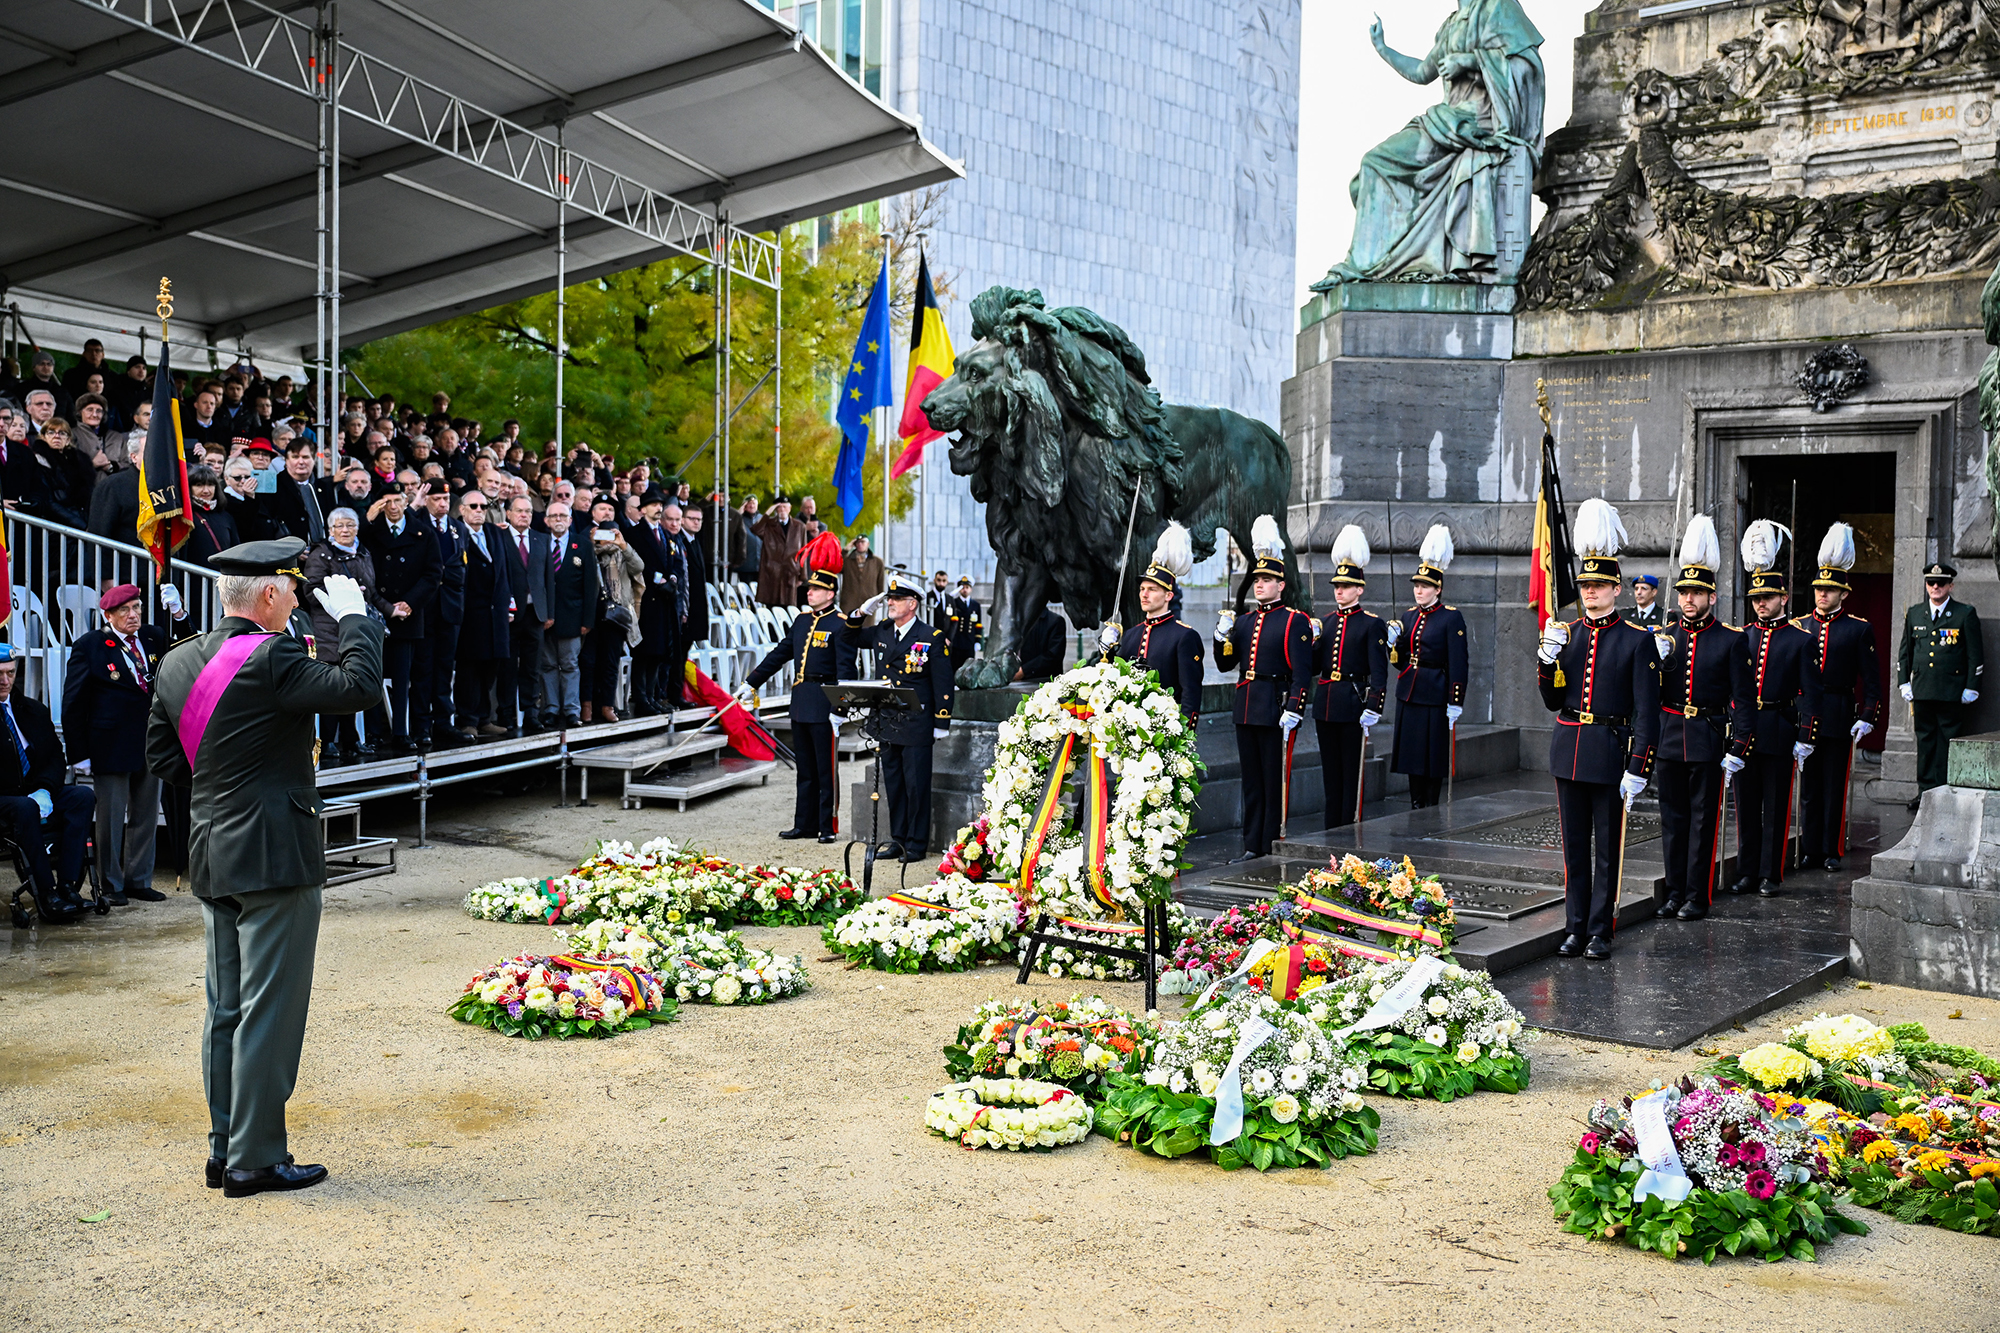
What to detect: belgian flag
<box><xmin>135</xmin><ymin>339</ymin><xmax>192</xmax><ymax>575</ymax></box>
<box><xmin>891</xmin><ymin>249</ymin><xmax>954</xmax><ymax>478</ymax></box>
<box><xmin>1528</xmin><ymin>422</ymin><xmax>1579</xmax><ymax>629</ymax></box>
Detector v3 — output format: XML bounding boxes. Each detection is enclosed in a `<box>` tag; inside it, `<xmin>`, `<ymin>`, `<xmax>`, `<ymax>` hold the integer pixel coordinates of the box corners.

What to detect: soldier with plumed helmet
<box><xmin>1213</xmin><ymin>515</ymin><xmax>1313</xmax><ymax>862</ymax></box>
<box><xmin>1388</xmin><ymin>523</ymin><xmax>1468</xmax><ymax>808</ymax></box>
<box><xmin>1793</xmin><ymin>523</ymin><xmax>1881</xmax><ymax>871</ymax></box>
<box><xmin>1098</xmin><ymin>521</ymin><xmax>1204</xmax><ymax>722</ymax></box>
<box><xmin>1730</xmin><ymin>520</ymin><xmax>1823</xmax><ymax>897</ymax></box>
<box><xmin>1651</xmin><ymin>515</ymin><xmax>1752</xmax><ymax>923</ymax></box>
<box><xmin>1313</xmin><ymin>523</ymin><xmax>1389</xmax><ymax>829</ymax></box>
<box><xmin>1536</xmin><ymin>499</ymin><xmax>1661</xmax><ymax>960</ymax></box>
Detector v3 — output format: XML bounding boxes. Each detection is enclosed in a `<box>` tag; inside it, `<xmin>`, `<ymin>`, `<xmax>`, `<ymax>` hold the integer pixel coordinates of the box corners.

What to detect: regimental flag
<box><xmin>892</xmin><ymin>249</ymin><xmax>954</xmax><ymax>478</ymax></box>
<box><xmin>135</xmin><ymin>339</ymin><xmax>192</xmax><ymax>575</ymax></box>
<box><xmin>832</xmin><ymin>255</ymin><xmax>894</xmax><ymax>526</ymax></box>
<box><xmin>0</xmin><ymin>516</ymin><xmax>11</xmax><ymax>630</ymax></box>
<box><xmin>1528</xmin><ymin>424</ymin><xmax>1579</xmax><ymax>630</ymax></box>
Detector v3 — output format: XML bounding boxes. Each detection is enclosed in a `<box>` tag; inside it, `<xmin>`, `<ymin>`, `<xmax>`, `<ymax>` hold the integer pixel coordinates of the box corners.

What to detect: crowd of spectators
<box><xmin>0</xmin><ymin>335</ymin><xmax>899</xmax><ymax>921</ymax></box>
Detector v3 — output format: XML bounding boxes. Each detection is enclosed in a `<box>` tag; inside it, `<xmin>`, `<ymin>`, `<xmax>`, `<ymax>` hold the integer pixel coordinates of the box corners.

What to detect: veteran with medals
<box><xmin>1897</xmin><ymin>560</ymin><xmax>1984</xmax><ymax>807</ymax></box>
<box><xmin>1794</xmin><ymin>523</ymin><xmax>1881</xmax><ymax>871</ymax></box>
<box><xmin>1652</xmin><ymin>517</ymin><xmax>1751</xmax><ymax>923</ymax></box>
<box><xmin>1536</xmin><ymin>500</ymin><xmax>1660</xmax><ymax>960</ymax></box>
<box><xmin>850</xmin><ymin>567</ymin><xmax>954</xmax><ymax>862</ymax></box>
<box><xmin>1097</xmin><ymin>521</ymin><xmax>1204</xmax><ymax>722</ymax></box>
<box><xmin>737</xmin><ymin>566</ymin><xmax>855</xmax><ymax>844</ymax></box>
<box><xmin>146</xmin><ymin>538</ymin><xmax>385</xmax><ymax>1198</ymax></box>
<box><xmin>1213</xmin><ymin>515</ymin><xmax>1312</xmax><ymax>862</ymax></box>
<box><xmin>1313</xmin><ymin>524</ymin><xmax>1389</xmax><ymax>829</ymax></box>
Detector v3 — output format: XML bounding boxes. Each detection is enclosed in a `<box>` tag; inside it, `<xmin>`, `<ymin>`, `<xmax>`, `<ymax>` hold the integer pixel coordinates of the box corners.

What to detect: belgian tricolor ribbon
<box><xmin>1293</xmin><ymin>926</ymin><xmax>1400</xmax><ymax>965</ymax></box>
<box><xmin>1082</xmin><ymin>745</ymin><xmax>1116</xmax><ymax>912</ymax></box>
<box><xmin>1293</xmin><ymin>890</ymin><xmax>1447</xmax><ymax>949</ymax></box>
<box><xmin>547</xmin><ymin>955</ymin><xmax>658</xmax><ymax>1013</ymax></box>
<box><xmin>1268</xmin><ymin>943</ymin><xmax>1307</xmax><ymax>1001</ymax></box>
<box><xmin>1052</xmin><ymin>914</ymin><xmax>1146</xmax><ymax>936</ymax></box>
<box><xmin>884</xmin><ymin>891</ymin><xmax>958</xmax><ymax>915</ymax></box>
<box><xmin>1018</xmin><ymin>733</ymin><xmax>1076</xmax><ymax>903</ymax></box>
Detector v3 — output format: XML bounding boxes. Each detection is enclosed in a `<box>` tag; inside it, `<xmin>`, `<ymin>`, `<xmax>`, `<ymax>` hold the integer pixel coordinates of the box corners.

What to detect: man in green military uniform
<box><xmin>1897</xmin><ymin>561</ymin><xmax>1984</xmax><ymax>808</ymax></box>
<box><xmin>147</xmin><ymin>538</ymin><xmax>385</xmax><ymax>1198</ymax></box>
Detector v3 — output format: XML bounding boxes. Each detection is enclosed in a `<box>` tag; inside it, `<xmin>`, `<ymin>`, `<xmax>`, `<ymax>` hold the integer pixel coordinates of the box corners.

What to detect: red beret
<box><xmin>100</xmin><ymin>583</ymin><xmax>142</xmax><ymax>612</ymax></box>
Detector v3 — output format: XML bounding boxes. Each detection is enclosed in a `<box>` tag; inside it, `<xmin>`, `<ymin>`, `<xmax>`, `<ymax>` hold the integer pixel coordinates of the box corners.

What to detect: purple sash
<box><xmin>176</xmin><ymin>631</ymin><xmax>274</xmax><ymax>772</ymax></box>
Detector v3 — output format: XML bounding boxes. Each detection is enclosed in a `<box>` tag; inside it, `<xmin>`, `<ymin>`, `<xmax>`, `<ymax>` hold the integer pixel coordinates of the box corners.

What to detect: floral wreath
<box><xmin>924</xmin><ymin>1076</ymin><xmax>1095</xmax><ymax>1151</ymax></box>
<box><xmin>977</xmin><ymin>658</ymin><xmax>1202</xmax><ymax>922</ymax></box>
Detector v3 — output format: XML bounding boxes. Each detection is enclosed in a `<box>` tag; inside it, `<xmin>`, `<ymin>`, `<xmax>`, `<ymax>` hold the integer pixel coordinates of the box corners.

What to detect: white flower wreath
<box><xmin>924</xmin><ymin>1076</ymin><xmax>1095</xmax><ymax>1150</ymax></box>
<box><xmin>982</xmin><ymin>658</ymin><xmax>1201</xmax><ymax>921</ymax></box>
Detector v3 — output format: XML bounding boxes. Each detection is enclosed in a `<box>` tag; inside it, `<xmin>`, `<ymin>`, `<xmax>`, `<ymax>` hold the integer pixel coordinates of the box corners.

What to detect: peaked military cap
<box><xmin>211</xmin><ymin>537</ymin><xmax>308</xmax><ymax>579</ymax></box>
<box><xmin>884</xmin><ymin>565</ymin><xmax>923</xmax><ymax>599</ymax></box>
<box><xmin>805</xmin><ymin>567</ymin><xmax>838</xmax><ymax>592</ymax></box>
<box><xmin>1924</xmin><ymin>561</ymin><xmax>1957</xmax><ymax>581</ymax></box>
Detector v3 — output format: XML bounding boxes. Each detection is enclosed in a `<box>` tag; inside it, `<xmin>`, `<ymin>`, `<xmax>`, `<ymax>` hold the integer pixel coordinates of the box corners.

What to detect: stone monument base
<box><xmin>1848</xmin><ymin>733</ymin><xmax>2000</xmax><ymax>998</ymax></box>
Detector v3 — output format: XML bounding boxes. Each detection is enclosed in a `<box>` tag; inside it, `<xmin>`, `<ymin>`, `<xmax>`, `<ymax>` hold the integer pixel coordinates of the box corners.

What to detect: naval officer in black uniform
<box><xmin>850</xmin><ymin>568</ymin><xmax>953</xmax><ymax>862</ymax></box>
<box><xmin>1651</xmin><ymin>517</ymin><xmax>1751</xmax><ymax>922</ymax></box>
<box><xmin>1794</xmin><ymin>523</ymin><xmax>1881</xmax><ymax>871</ymax></box>
<box><xmin>736</xmin><ymin>566</ymin><xmax>855</xmax><ymax>844</ymax></box>
<box><xmin>1097</xmin><ymin>520</ymin><xmax>1204</xmax><ymax>721</ymax></box>
<box><xmin>1214</xmin><ymin>515</ymin><xmax>1312</xmax><ymax>862</ymax></box>
<box><xmin>1389</xmin><ymin>524</ymin><xmax>1469</xmax><ymax>808</ymax></box>
<box><xmin>1313</xmin><ymin>524</ymin><xmax>1389</xmax><ymax>829</ymax></box>
<box><xmin>1536</xmin><ymin>500</ymin><xmax>1661</xmax><ymax>960</ymax></box>
<box><xmin>1731</xmin><ymin>521</ymin><xmax>1823</xmax><ymax>897</ymax></box>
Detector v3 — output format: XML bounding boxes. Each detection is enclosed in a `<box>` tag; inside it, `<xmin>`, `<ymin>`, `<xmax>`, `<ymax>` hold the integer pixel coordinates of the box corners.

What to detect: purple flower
<box><xmin>506</xmin><ymin>1001</ymin><xmax>524</xmax><ymax>1017</ymax></box>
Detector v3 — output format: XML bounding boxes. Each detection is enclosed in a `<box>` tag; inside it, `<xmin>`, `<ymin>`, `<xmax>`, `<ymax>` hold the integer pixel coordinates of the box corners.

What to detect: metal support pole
<box><xmin>314</xmin><ymin>1</ymin><xmax>330</xmax><ymax>456</ymax></box>
<box><xmin>712</xmin><ymin>217</ymin><xmax>723</xmax><ymax>515</ymax></box>
<box><xmin>415</xmin><ymin>749</ymin><xmax>431</xmax><ymax>848</ymax></box>
<box><xmin>722</xmin><ymin>209</ymin><xmax>732</xmax><ymax>527</ymax></box>
<box><xmin>774</xmin><ymin>239</ymin><xmax>783</xmax><ymax>498</ymax></box>
<box><xmin>555</xmin><ymin>119</ymin><xmax>566</xmax><ymax>455</ymax></box>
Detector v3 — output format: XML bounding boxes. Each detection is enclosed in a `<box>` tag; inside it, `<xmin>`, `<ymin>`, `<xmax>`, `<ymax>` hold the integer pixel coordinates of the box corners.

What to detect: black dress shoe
<box><xmin>1822</xmin><ymin>857</ymin><xmax>1841</xmax><ymax>872</ymax></box>
<box><xmin>1555</xmin><ymin>934</ymin><xmax>1584</xmax><ymax>957</ymax></box>
<box><xmin>223</xmin><ymin>1160</ymin><xmax>327</xmax><ymax>1198</ymax></box>
<box><xmin>558</xmin><ymin>712</ymin><xmax>582</xmax><ymax>729</ymax></box>
<box><xmin>874</xmin><ymin>842</ymin><xmax>905</xmax><ymax>859</ymax></box>
<box><xmin>1584</xmin><ymin>936</ymin><xmax>1612</xmax><ymax>960</ymax></box>
<box><xmin>900</xmin><ymin>847</ymin><xmax>930</xmax><ymax>863</ymax></box>
<box><xmin>1758</xmin><ymin>878</ymin><xmax>1783</xmax><ymax>896</ymax></box>
<box><xmin>31</xmin><ymin>887</ymin><xmax>82</xmax><ymax>923</ymax></box>
<box><xmin>206</xmin><ymin>1156</ymin><xmax>224</xmax><ymax>1189</ymax></box>
<box><xmin>1725</xmin><ymin>876</ymin><xmax>1754</xmax><ymax>895</ymax></box>
<box><xmin>777</xmin><ymin>828</ymin><xmax>809</xmax><ymax>840</ymax></box>
<box><xmin>1677</xmin><ymin>900</ymin><xmax>1708</xmax><ymax>921</ymax></box>
<box><xmin>1228</xmin><ymin>851</ymin><xmax>1261</xmax><ymax>864</ymax></box>
<box><xmin>817</xmin><ymin>833</ymin><xmax>836</xmax><ymax>844</ymax></box>
<box><xmin>432</xmin><ymin>729</ymin><xmax>470</xmax><ymax>748</ymax></box>
<box><xmin>99</xmin><ymin>886</ymin><xmax>129</xmax><ymax>907</ymax></box>
<box><xmin>353</xmin><ymin>742</ymin><xmax>377</xmax><ymax>759</ymax></box>
<box><xmin>521</xmin><ymin>720</ymin><xmax>547</xmax><ymax>736</ymax></box>
<box><xmin>1656</xmin><ymin>896</ymin><xmax>1683</xmax><ymax>920</ymax></box>
<box><xmin>127</xmin><ymin>886</ymin><xmax>166</xmax><ymax>902</ymax></box>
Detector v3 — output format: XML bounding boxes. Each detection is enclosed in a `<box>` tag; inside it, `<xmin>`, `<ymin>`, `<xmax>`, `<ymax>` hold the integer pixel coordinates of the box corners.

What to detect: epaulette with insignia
<box><xmin>1849</xmin><ymin>614</ymin><xmax>1868</xmax><ymax>623</ymax></box>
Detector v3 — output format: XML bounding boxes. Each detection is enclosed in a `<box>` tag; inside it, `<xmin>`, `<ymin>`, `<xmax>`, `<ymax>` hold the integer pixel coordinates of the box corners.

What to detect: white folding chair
<box><xmin>52</xmin><ymin>585</ymin><xmax>100</xmax><ymax>644</ymax></box>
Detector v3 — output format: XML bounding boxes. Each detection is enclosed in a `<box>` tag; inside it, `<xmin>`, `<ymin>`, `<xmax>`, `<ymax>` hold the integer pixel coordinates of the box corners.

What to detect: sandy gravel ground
<box><xmin>4</xmin><ymin>763</ymin><xmax>1998</xmax><ymax>1333</ymax></box>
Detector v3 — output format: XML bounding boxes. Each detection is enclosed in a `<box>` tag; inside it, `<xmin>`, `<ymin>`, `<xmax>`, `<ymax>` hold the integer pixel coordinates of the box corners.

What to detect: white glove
<box><xmin>1097</xmin><ymin>623</ymin><xmax>1120</xmax><ymax>651</ymax></box>
<box><xmin>1965</xmin><ymin>689</ymin><xmax>1980</xmax><ymax>705</ymax></box>
<box><xmin>1900</xmin><ymin>682</ymin><xmax>1914</xmax><ymax>702</ymax></box>
<box><xmin>1792</xmin><ymin>742</ymin><xmax>1813</xmax><ymax>766</ymax></box>
<box><xmin>159</xmin><ymin>584</ymin><xmax>186</xmax><ymax>619</ymax></box>
<box><xmin>733</xmin><ymin>683</ymin><xmax>756</xmax><ymax>703</ymax></box>
<box><xmin>1619</xmin><ymin>773</ymin><xmax>1646</xmax><ymax>805</ymax></box>
<box><xmin>933</xmin><ymin>727</ymin><xmax>950</xmax><ymax>741</ymax></box>
<box><xmin>1721</xmin><ymin>753</ymin><xmax>1746</xmax><ymax>776</ymax></box>
<box><xmin>1536</xmin><ymin>620</ymin><xmax>1567</xmax><ymax>665</ymax></box>
<box><xmin>1654</xmin><ymin>633</ymin><xmax>1673</xmax><ymax>661</ymax></box>
<box><xmin>828</xmin><ymin>712</ymin><xmax>849</xmax><ymax>726</ymax></box>
<box><xmin>72</xmin><ymin>759</ymin><xmax>91</xmax><ymax>776</ymax></box>
<box><xmin>1446</xmin><ymin>704</ymin><xmax>1463</xmax><ymax>729</ymax></box>
<box><xmin>1359</xmin><ymin>709</ymin><xmax>1381</xmax><ymax>729</ymax></box>
<box><xmin>1385</xmin><ymin>620</ymin><xmax>1403</xmax><ymax>647</ymax></box>
<box><xmin>856</xmin><ymin>593</ymin><xmax>887</xmax><ymax>619</ymax></box>
<box><xmin>1280</xmin><ymin>710</ymin><xmax>1302</xmax><ymax>734</ymax></box>
<box><xmin>1850</xmin><ymin>720</ymin><xmax>1873</xmax><ymax>740</ymax></box>
<box><xmin>1215</xmin><ymin>609</ymin><xmax>1236</xmax><ymax>640</ymax></box>
<box><xmin>29</xmin><ymin>789</ymin><xmax>51</xmax><ymax>821</ymax></box>
<box><xmin>313</xmin><ymin>574</ymin><xmax>369</xmax><ymax>622</ymax></box>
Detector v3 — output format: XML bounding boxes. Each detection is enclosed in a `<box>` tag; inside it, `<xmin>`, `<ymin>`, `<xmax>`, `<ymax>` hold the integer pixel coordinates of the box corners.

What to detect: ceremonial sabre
<box><xmin>1355</xmin><ymin>728</ymin><xmax>1369</xmax><ymax>831</ymax></box>
<box><xmin>1614</xmin><ymin>789</ymin><xmax>1633</xmax><ymax>930</ymax></box>
<box><xmin>1839</xmin><ymin>736</ymin><xmax>1857</xmax><ymax>858</ymax></box>
<box><xmin>1714</xmin><ymin>771</ymin><xmax>1731</xmax><ymax>902</ymax></box>
<box><xmin>1105</xmin><ymin>469</ymin><xmax>1147</xmax><ymax>653</ymax></box>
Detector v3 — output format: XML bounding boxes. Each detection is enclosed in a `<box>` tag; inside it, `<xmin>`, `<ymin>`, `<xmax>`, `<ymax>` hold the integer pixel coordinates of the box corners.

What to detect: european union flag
<box><xmin>833</xmin><ymin>256</ymin><xmax>894</xmax><ymax>525</ymax></box>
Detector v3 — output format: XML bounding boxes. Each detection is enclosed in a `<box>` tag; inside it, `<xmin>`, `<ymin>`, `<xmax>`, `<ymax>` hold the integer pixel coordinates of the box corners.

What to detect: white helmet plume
<box><xmin>1250</xmin><ymin>513</ymin><xmax>1285</xmax><ymax>559</ymax></box>
<box><xmin>1330</xmin><ymin>523</ymin><xmax>1371</xmax><ymax>570</ymax></box>
<box><xmin>1817</xmin><ymin>521</ymin><xmax>1856</xmax><ymax>572</ymax></box>
<box><xmin>1739</xmin><ymin>518</ymin><xmax>1789</xmax><ymax>574</ymax></box>
<box><xmin>1573</xmin><ymin>497</ymin><xmax>1626</xmax><ymax>558</ymax></box>
<box><xmin>1148</xmin><ymin>520</ymin><xmax>1194</xmax><ymax>580</ymax></box>
<box><xmin>1418</xmin><ymin>523</ymin><xmax>1454</xmax><ymax>571</ymax></box>
<box><xmin>1677</xmin><ymin>514</ymin><xmax>1721</xmax><ymax>573</ymax></box>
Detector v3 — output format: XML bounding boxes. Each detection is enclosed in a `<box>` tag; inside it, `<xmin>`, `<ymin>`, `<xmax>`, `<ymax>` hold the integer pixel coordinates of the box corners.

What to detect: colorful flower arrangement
<box><xmin>944</xmin><ymin>994</ymin><xmax>1162</xmax><ymax>1099</ymax></box>
<box><xmin>936</xmin><ymin>817</ymin><xmax>996</xmax><ymax>882</ymax></box>
<box><xmin>463</xmin><ymin>838</ymin><xmax>863</xmax><ymax>932</ymax></box>
<box><xmin>924</xmin><ymin>1077</ymin><xmax>1095</xmax><ymax>1151</ymax></box>
<box><xmin>1096</xmin><ymin>991</ymin><xmax>1378</xmax><ymax>1172</ymax></box>
<box><xmin>1023</xmin><ymin>901</ymin><xmax>1198</xmax><ymax>983</ymax></box>
<box><xmin>1708</xmin><ymin>1011</ymin><xmax>1910</xmax><ymax>1110</ymax></box>
<box><xmin>558</xmin><ymin>920</ymin><xmax>812</xmax><ymax>1006</ymax></box>
<box><xmin>1550</xmin><ymin>1076</ymin><xmax>1867</xmax><ymax>1262</ymax></box>
<box><xmin>1291</xmin><ymin>854</ymin><xmax>1456</xmax><ymax>957</ymax></box>
<box><xmin>1157</xmin><ymin>900</ymin><xmax>1308</xmax><ymax>994</ymax></box>
<box><xmin>447</xmin><ymin>946</ymin><xmax>676</xmax><ymax>1040</ymax></box>
<box><xmin>821</xmin><ymin>874</ymin><xmax>1025</xmax><ymax>973</ymax></box>
<box><xmin>1816</xmin><ymin>1087</ymin><xmax>2000</xmax><ymax>1235</ymax></box>
<box><xmin>1312</xmin><ymin>959</ymin><xmax>1532</xmax><ymax>1101</ymax></box>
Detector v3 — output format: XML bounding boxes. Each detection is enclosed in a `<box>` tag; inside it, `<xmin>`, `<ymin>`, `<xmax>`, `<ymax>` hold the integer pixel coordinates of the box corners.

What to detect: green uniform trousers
<box><xmin>1913</xmin><ymin>700</ymin><xmax>1969</xmax><ymax>792</ymax></box>
<box><xmin>201</xmin><ymin>884</ymin><xmax>322</xmax><ymax>1170</ymax></box>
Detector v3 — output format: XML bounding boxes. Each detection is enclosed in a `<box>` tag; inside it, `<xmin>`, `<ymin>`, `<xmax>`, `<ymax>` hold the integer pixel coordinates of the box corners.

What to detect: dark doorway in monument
<box><xmin>1738</xmin><ymin>448</ymin><xmax>1896</xmax><ymax>754</ymax></box>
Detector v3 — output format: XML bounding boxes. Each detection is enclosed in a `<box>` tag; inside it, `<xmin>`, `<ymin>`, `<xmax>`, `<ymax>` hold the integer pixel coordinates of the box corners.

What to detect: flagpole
<box><xmin>880</xmin><ymin>228</ymin><xmax>891</xmax><ymax>569</ymax></box>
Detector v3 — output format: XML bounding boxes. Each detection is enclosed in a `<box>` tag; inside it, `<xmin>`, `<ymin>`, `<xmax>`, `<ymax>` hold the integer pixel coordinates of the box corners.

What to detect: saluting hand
<box><xmin>314</xmin><ymin>575</ymin><xmax>368</xmax><ymax>622</ymax></box>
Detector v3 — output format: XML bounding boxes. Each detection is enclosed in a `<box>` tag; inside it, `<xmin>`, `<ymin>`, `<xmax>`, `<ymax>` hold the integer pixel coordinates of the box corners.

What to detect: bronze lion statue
<box><xmin>920</xmin><ymin>286</ymin><xmax>1297</xmax><ymax>690</ymax></box>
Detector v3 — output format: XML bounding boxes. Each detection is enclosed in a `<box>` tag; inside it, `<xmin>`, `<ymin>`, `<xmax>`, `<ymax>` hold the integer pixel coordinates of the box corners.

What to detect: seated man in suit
<box><xmin>62</xmin><ymin>584</ymin><xmax>169</xmax><ymax>907</ymax></box>
<box><xmin>0</xmin><ymin>645</ymin><xmax>96</xmax><ymax>922</ymax></box>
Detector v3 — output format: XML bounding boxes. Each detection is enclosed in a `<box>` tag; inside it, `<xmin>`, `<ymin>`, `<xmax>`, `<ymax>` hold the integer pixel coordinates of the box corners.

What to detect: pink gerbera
<box><xmin>1743</xmin><ymin>1169</ymin><xmax>1777</xmax><ymax>1200</ymax></box>
<box><xmin>1579</xmin><ymin>1132</ymin><xmax>1601</xmax><ymax>1155</ymax></box>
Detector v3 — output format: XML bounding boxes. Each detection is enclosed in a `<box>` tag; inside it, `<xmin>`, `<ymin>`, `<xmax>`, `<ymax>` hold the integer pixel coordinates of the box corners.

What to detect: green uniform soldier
<box><xmin>1896</xmin><ymin>560</ymin><xmax>1984</xmax><ymax>807</ymax></box>
<box><xmin>146</xmin><ymin>538</ymin><xmax>385</xmax><ymax>1198</ymax></box>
